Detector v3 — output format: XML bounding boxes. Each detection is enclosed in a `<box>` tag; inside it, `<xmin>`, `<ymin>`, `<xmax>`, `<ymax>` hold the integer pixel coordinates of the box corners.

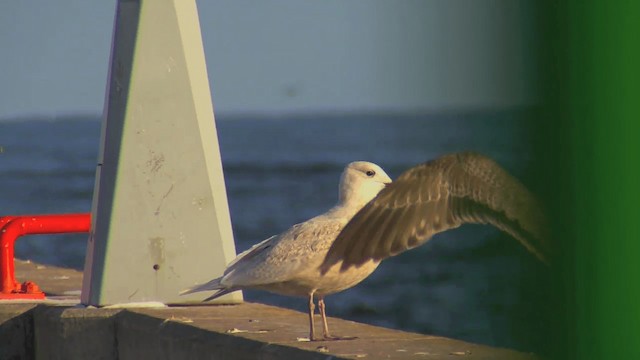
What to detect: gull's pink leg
<box><xmin>308</xmin><ymin>292</ymin><xmax>317</xmax><ymax>341</ymax></box>
<box><xmin>318</xmin><ymin>297</ymin><xmax>357</xmax><ymax>341</ymax></box>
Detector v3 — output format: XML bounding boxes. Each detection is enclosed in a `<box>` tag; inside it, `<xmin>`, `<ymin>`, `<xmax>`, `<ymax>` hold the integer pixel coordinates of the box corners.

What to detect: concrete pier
<box><xmin>1</xmin><ymin>260</ymin><xmax>538</xmax><ymax>360</ymax></box>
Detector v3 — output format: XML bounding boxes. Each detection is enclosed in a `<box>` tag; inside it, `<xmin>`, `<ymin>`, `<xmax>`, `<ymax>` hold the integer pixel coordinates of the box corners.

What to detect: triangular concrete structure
<box><xmin>82</xmin><ymin>0</ymin><xmax>241</xmax><ymax>305</ymax></box>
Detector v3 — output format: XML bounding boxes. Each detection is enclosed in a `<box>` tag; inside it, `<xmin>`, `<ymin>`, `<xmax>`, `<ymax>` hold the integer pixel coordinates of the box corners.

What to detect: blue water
<box><xmin>0</xmin><ymin>112</ymin><xmax>548</xmax><ymax>352</ymax></box>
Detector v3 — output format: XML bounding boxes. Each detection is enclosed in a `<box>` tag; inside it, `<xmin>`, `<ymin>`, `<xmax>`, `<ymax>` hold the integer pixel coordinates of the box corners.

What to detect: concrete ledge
<box><xmin>34</xmin><ymin>305</ymin><xmax>121</xmax><ymax>360</ymax></box>
<box><xmin>1</xmin><ymin>261</ymin><xmax>539</xmax><ymax>359</ymax></box>
<box><xmin>123</xmin><ymin>305</ymin><xmax>537</xmax><ymax>360</ymax></box>
<box><xmin>26</xmin><ymin>304</ymin><xmax>536</xmax><ymax>360</ymax></box>
<box><xmin>117</xmin><ymin>307</ymin><xmax>329</xmax><ymax>360</ymax></box>
<box><xmin>0</xmin><ymin>303</ymin><xmax>37</xmax><ymax>360</ymax></box>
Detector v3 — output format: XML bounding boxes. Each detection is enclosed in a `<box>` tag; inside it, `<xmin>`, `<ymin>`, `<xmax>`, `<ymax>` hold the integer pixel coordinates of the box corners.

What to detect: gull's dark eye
<box><xmin>366</xmin><ymin>170</ymin><xmax>376</xmax><ymax>177</ymax></box>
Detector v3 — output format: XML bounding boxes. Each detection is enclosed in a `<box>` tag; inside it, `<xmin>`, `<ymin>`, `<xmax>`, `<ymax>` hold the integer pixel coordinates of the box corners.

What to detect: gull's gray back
<box><xmin>221</xmin><ymin>214</ymin><xmax>347</xmax><ymax>287</ymax></box>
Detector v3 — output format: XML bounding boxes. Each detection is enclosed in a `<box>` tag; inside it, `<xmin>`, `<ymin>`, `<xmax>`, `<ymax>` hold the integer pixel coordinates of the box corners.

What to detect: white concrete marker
<box><xmin>81</xmin><ymin>0</ymin><xmax>242</xmax><ymax>305</ymax></box>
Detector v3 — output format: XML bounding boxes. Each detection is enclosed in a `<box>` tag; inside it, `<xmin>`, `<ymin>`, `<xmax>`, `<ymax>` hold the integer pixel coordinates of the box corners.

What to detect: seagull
<box><xmin>182</xmin><ymin>152</ymin><xmax>548</xmax><ymax>341</ymax></box>
<box><xmin>181</xmin><ymin>161</ymin><xmax>393</xmax><ymax>341</ymax></box>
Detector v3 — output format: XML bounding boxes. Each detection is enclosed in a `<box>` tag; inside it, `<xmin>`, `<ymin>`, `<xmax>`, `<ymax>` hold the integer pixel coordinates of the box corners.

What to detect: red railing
<box><xmin>0</xmin><ymin>213</ymin><xmax>91</xmax><ymax>299</ymax></box>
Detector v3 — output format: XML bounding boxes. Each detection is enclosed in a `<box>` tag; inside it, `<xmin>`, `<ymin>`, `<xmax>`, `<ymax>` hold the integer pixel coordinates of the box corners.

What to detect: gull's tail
<box><xmin>179</xmin><ymin>277</ymin><xmax>234</xmax><ymax>302</ymax></box>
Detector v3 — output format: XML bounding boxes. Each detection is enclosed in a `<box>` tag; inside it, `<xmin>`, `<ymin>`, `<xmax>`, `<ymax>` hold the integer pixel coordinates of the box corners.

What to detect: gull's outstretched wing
<box><xmin>321</xmin><ymin>152</ymin><xmax>549</xmax><ymax>272</ymax></box>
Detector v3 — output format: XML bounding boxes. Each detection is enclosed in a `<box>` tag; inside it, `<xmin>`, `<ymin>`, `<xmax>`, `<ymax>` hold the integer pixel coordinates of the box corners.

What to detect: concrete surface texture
<box><xmin>0</xmin><ymin>260</ymin><xmax>538</xmax><ymax>359</ymax></box>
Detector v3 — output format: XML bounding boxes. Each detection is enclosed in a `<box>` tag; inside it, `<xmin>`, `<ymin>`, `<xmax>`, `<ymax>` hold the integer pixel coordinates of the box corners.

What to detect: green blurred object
<box><xmin>537</xmin><ymin>1</ymin><xmax>640</xmax><ymax>359</ymax></box>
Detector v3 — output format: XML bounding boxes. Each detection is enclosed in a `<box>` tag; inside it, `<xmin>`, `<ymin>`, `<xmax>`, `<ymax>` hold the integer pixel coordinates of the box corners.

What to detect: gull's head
<box><xmin>338</xmin><ymin>161</ymin><xmax>392</xmax><ymax>208</ymax></box>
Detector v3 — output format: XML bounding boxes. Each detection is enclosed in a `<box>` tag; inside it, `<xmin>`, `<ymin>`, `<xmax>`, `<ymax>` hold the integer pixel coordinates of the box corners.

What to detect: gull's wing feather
<box><xmin>322</xmin><ymin>152</ymin><xmax>549</xmax><ymax>272</ymax></box>
<box><xmin>222</xmin><ymin>218</ymin><xmax>343</xmax><ymax>287</ymax></box>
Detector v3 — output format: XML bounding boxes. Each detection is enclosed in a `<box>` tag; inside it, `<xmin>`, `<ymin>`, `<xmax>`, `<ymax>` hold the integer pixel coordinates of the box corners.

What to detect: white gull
<box><xmin>182</xmin><ymin>152</ymin><xmax>548</xmax><ymax>341</ymax></box>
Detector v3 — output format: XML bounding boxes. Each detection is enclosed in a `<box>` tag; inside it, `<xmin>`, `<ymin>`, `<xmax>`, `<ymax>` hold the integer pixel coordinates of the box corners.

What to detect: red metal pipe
<box><xmin>0</xmin><ymin>213</ymin><xmax>91</xmax><ymax>299</ymax></box>
<box><xmin>0</xmin><ymin>216</ymin><xmax>18</xmax><ymax>229</ymax></box>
